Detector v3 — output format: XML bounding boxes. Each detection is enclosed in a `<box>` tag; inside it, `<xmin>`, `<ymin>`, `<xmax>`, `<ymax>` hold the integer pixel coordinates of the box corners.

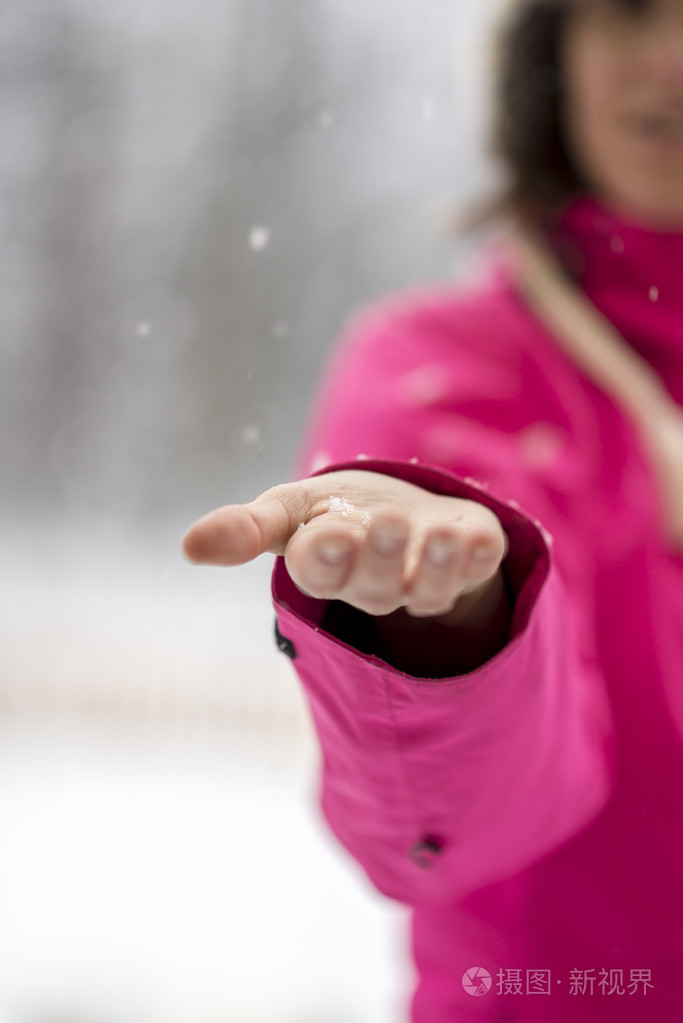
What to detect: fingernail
<box><xmin>426</xmin><ymin>538</ymin><xmax>457</xmax><ymax>567</ymax></box>
<box><xmin>317</xmin><ymin>541</ymin><xmax>351</xmax><ymax>564</ymax></box>
<box><xmin>370</xmin><ymin>529</ymin><xmax>405</xmax><ymax>555</ymax></box>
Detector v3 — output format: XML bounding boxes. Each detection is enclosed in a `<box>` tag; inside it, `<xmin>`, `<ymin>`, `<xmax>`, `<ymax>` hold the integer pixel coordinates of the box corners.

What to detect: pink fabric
<box><xmin>271</xmin><ymin>193</ymin><xmax>683</xmax><ymax>1020</ymax></box>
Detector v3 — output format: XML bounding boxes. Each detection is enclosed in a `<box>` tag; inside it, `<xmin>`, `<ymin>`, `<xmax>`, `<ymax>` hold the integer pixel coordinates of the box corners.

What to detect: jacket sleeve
<box><xmin>270</xmin><ymin>293</ymin><xmax>617</xmax><ymax>908</ymax></box>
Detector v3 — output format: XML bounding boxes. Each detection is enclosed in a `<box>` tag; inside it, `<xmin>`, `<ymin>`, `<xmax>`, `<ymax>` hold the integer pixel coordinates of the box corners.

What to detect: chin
<box><xmin>600</xmin><ymin>184</ymin><xmax>683</xmax><ymax>230</ymax></box>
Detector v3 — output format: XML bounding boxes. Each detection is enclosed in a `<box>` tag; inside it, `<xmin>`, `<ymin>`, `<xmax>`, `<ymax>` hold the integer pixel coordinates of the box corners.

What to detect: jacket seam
<box><xmin>379</xmin><ymin>666</ymin><xmax>425</xmax><ymax>854</ymax></box>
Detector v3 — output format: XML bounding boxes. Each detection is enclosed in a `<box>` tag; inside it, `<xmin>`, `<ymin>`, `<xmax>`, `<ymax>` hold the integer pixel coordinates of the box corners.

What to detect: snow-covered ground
<box><xmin>0</xmin><ymin>717</ymin><xmax>412</xmax><ymax>1023</ymax></box>
<box><xmin>0</xmin><ymin>528</ymin><xmax>412</xmax><ymax>1023</ymax></box>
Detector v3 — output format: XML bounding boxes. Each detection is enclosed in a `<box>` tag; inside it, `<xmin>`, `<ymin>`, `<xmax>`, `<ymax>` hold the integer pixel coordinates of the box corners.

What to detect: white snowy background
<box><xmin>1</xmin><ymin>1</ymin><xmax>505</xmax><ymax>1020</ymax></box>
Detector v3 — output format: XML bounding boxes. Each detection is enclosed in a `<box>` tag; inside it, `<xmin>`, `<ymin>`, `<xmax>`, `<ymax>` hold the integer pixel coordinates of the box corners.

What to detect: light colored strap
<box><xmin>501</xmin><ymin>214</ymin><xmax>683</xmax><ymax>551</ymax></box>
<box><xmin>501</xmin><ymin>215</ymin><xmax>671</xmax><ymax>424</ymax></box>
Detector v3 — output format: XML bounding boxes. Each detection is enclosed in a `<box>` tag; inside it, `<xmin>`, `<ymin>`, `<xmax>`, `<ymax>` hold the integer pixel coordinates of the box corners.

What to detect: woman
<box><xmin>182</xmin><ymin>0</ymin><xmax>683</xmax><ymax>1018</ymax></box>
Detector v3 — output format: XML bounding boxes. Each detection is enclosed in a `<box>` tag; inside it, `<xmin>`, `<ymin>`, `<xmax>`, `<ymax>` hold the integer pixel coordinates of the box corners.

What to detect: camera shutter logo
<box><xmin>462</xmin><ymin>967</ymin><xmax>493</xmax><ymax>996</ymax></box>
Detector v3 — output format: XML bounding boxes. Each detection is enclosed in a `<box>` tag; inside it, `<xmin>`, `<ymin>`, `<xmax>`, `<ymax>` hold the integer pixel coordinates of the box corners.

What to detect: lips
<box><xmin>631</xmin><ymin>112</ymin><xmax>683</xmax><ymax>143</ymax></box>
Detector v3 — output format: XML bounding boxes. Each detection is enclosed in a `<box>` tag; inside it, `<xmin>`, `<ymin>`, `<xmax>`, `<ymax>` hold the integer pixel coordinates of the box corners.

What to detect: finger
<box><xmin>181</xmin><ymin>483</ymin><xmax>307</xmax><ymax>565</ymax></box>
<box><xmin>404</xmin><ymin>527</ymin><xmax>465</xmax><ymax>617</ymax></box>
<box><xmin>285</xmin><ymin>519</ymin><xmax>360</xmax><ymax>599</ymax></box>
<box><xmin>338</xmin><ymin>511</ymin><xmax>411</xmax><ymax>616</ymax></box>
<box><xmin>405</xmin><ymin>524</ymin><xmax>508</xmax><ymax>617</ymax></box>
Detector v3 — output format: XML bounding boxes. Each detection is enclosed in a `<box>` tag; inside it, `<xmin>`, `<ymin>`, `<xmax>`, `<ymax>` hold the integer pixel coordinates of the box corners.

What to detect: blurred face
<box><xmin>561</xmin><ymin>0</ymin><xmax>683</xmax><ymax>228</ymax></box>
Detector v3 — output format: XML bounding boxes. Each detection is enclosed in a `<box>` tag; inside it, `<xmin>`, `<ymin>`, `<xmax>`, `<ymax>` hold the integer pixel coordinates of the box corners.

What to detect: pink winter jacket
<box><xmin>270</xmin><ymin>193</ymin><xmax>683</xmax><ymax>1021</ymax></box>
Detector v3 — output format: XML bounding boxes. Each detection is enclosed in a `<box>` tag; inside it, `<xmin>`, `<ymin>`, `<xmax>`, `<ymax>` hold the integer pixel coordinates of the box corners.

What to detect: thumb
<box><xmin>180</xmin><ymin>485</ymin><xmax>303</xmax><ymax>566</ymax></box>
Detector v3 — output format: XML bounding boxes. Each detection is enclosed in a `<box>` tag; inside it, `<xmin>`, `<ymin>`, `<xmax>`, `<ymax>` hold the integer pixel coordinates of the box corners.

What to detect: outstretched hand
<box><xmin>181</xmin><ymin>470</ymin><xmax>508</xmax><ymax>620</ymax></box>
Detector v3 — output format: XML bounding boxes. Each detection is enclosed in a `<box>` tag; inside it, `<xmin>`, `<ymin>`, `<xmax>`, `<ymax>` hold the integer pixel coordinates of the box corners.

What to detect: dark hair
<box><xmin>453</xmin><ymin>0</ymin><xmax>651</xmax><ymax>236</ymax></box>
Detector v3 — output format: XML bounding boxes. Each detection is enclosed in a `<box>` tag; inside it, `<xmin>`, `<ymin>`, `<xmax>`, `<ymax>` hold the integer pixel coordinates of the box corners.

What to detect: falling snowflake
<box><xmin>649</xmin><ymin>285</ymin><xmax>659</xmax><ymax>302</ymax></box>
<box><xmin>518</xmin><ymin>421</ymin><xmax>564</xmax><ymax>469</ymax></box>
<box><xmin>422</xmin><ymin>96</ymin><xmax>435</xmax><ymax>120</ymax></box>
<box><xmin>309</xmin><ymin>451</ymin><xmax>331</xmax><ymax>472</ymax></box>
<box><xmin>318</xmin><ymin>110</ymin><xmax>336</xmax><ymax>129</ymax></box>
<box><xmin>137</xmin><ymin>322</ymin><xmax>151</xmax><ymax>337</ymax></box>
<box><xmin>272</xmin><ymin>322</ymin><xmax>288</xmax><ymax>336</ymax></box>
<box><xmin>531</xmin><ymin>517</ymin><xmax>553</xmax><ymax>546</ymax></box>
<box><xmin>242</xmin><ymin>424</ymin><xmax>260</xmax><ymax>444</ymax></box>
<box><xmin>249</xmin><ymin>227</ymin><xmax>270</xmax><ymax>251</ymax></box>
<box><xmin>397</xmin><ymin>363</ymin><xmax>450</xmax><ymax>408</ymax></box>
<box><xmin>610</xmin><ymin>236</ymin><xmax>625</xmax><ymax>254</ymax></box>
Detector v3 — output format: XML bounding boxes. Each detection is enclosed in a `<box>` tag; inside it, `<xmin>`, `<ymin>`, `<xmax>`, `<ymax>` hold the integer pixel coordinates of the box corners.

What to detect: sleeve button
<box><xmin>274</xmin><ymin>618</ymin><xmax>297</xmax><ymax>659</ymax></box>
<box><xmin>409</xmin><ymin>834</ymin><xmax>445</xmax><ymax>869</ymax></box>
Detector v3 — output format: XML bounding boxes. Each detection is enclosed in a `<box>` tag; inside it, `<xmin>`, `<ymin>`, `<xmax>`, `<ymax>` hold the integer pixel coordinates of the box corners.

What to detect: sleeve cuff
<box><xmin>271</xmin><ymin>456</ymin><xmax>551</xmax><ymax>672</ymax></box>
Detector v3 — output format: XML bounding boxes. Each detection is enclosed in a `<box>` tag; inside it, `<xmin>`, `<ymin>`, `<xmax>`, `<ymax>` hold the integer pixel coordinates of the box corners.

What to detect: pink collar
<box><xmin>493</xmin><ymin>192</ymin><xmax>683</xmax><ymax>553</ymax></box>
<box><xmin>547</xmin><ymin>193</ymin><xmax>683</xmax><ymax>392</ymax></box>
